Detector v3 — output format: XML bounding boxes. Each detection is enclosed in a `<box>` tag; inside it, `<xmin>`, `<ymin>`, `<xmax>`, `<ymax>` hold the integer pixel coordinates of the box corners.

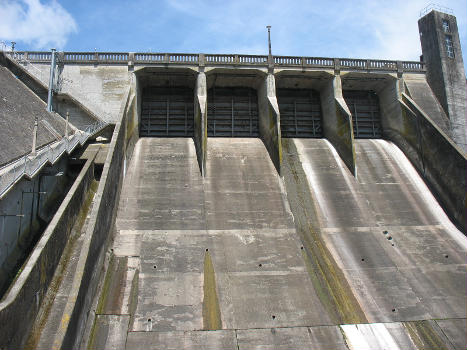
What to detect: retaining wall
<box><xmin>54</xmin><ymin>86</ymin><xmax>133</xmax><ymax>349</ymax></box>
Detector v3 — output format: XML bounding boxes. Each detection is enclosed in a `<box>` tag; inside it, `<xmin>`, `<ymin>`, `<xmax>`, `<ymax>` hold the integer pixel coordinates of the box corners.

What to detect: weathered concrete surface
<box><xmin>404</xmin><ymin>74</ymin><xmax>451</xmax><ymax>135</ymax></box>
<box><xmin>26</xmin><ymin>177</ymin><xmax>98</xmax><ymax>350</ymax></box>
<box><xmin>84</xmin><ymin>137</ymin><xmax>338</xmax><ymax>349</ymax></box>
<box><xmin>400</xmin><ymin>93</ymin><xmax>467</xmax><ymax>232</ymax></box>
<box><xmin>379</xmin><ymin>76</ymin><xmax>467</xmax><ymax>232</ymax></box>
<box><xmin>0</xmin><ymin>66</ymin><xmax>66</xmax><ymax>165</ymax></box>
<box><xmin>53</xmin><ymin>94</ymin><xmax>100</xmax><ymax>131</ymax></box>
<box><xmin>320</xmin><ymin>75</ymin><xmax>356</xmax><ymax>175</ymax></box>
<box><xmin>292</xmin><ymin>138</ymin><xmax>466</xmax><ymax>326</ymax></box>
<box><xmin>258</xmin><ymin>73</ymin><xmax>282</xmax><ymax>173</ymax></box>
<box><xmin>52</xmin><ymin>87</ymin><xmax>132</xmax><ymax>350</ymax></box>
<box><xmin>21</xmin><ymin>62</ymin><xmax>131</xmax><ymax>123</ymax></box>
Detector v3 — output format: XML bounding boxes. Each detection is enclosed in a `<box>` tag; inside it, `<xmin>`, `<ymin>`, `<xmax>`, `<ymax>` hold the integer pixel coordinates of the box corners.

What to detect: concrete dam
<box><xmin>0</xmin><ymin>8</ymin><xmax>466</xmax><ymax>350</ymax></box>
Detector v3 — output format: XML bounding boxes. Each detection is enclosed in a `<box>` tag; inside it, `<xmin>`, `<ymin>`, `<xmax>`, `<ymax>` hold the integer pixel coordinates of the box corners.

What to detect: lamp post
<box><xmin>266</xmin><ymin>26</ymin><xmax>272</xmax><ymax>56</ymax></box>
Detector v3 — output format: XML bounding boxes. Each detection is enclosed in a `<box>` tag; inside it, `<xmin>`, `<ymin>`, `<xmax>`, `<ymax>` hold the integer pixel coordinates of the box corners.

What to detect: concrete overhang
<box><xmin>135</xmin><ymin>67</ymin><xmax>198</xmax><ymax>88</ymax></box>
<box><xmin>341</xmin><ymin>72</ymin><xmax>397</xmax><ymax>93</ymax></box>
<box><xmin>134</xmin><ymin>65</ymin><xmax>199</xmax><ymax>73</ymax></box>
<box><xmin>274</xmin><ymin>70</ymin><xmax>334</xmax><ymax>90</ymax></box>
<box><xmin>205</xmin><ymin>68</ymin><xmax>268</xmax><ymax>89</ymax></box>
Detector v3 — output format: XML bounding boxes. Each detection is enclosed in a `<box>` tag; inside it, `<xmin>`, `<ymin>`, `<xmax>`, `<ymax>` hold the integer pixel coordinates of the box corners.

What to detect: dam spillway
<box><xmin>1</xmin><ymin>8</ymin><xmax>466</xmax><ymax>347</ymax></box>
<box><xmin>78</xmin><ymin>137</ymin><xmax>466</xmax><ymax>349</ymax></box>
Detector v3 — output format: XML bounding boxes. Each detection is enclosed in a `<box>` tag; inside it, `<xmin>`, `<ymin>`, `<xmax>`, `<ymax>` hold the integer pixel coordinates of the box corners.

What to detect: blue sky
<box><xmin>0</xmin><ymin>0</ymin><xmax>466</xmax><ymax>68</ymax></box>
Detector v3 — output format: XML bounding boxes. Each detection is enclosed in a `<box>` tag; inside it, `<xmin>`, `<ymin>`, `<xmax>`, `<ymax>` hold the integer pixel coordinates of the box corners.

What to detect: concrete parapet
<box><xmin>401</xmin><ymin>94</ymin><xmax>466</xmax><ymax>232</ymax></box>
<box><xmin>257</xmin><ymin>73</ymin><xmax>282</xmax><ymax>174</ymax></box>
<box><xmin>380</xmin><ymin>76</ymin><xmax>466</xmax><ymax>231</ymax></box>
<box><xmin>320</xmin><ymin>75</ymin><xmax>356</xmax><ymax>175</ymax></box>
<box><xmin>54</xmin><ymin>87</ymin><xmax>132</xmax><ymax>350</ymax></box>
<box><xmin>194</xmin><ymin>72</ymin><xmax>208</xmax><ymax>176</ymax></box>
<box><xmin>0</xmin><ymin>156</ymin><xmax>96</xmax><ymax>350</ymax></box>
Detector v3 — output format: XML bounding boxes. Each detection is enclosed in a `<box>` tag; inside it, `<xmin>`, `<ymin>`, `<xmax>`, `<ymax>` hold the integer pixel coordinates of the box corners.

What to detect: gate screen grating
<box><xmin>277</xmin><ymin>89</ymin><xmax>323</xmax><ymax>138</ymax></box>
<box><xmin>140</xmin><ymin>87</ymin><xmax>194</xmax><ymax>137</ymax></box>
<box><xmin>207</xmin><ymin>87</ymin><xmax>259</xmax><ymax>137</ymax></box>
<box><xmin>343</xmin><ymin>90</ymin><xmax>382</xmax><ymax>138</ymax></box>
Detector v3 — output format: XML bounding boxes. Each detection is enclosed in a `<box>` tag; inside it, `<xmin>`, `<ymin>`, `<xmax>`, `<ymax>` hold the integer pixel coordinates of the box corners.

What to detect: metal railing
<box><xmin>0</xmin><ymin>120</ymin><xmax>107</xmax><ymax>198</ymax></box>
<box><xmin>420</xmin><ymin>3</ymin><xmax>453</xmax><ymax>17</ymax></box>
<box><xmin>4</xmin><ymin>51</ymin><xmax>426</xmax><ymax>73</ymax></box>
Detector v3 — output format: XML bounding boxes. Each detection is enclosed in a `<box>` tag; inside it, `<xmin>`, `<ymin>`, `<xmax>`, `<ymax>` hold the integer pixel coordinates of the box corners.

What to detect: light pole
<box><xmin>266</xmin><ymin>26</ymin><xmax>272</xmax><ymax>56</ymax></box>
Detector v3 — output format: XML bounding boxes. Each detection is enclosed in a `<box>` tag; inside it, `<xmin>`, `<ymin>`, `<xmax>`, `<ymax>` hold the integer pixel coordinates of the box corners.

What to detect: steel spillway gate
<box><xmin>140</xmin><ymin>87</ymin><xmax>194</xmax><ymax>137</ymax></box>
<box><xmin>277</xmin><ymin>89</ymin><xmax>323</xmax><ymax>138</ymax></box>
<box><xmin>343</xmin><ymin>90</ymin><xmax>382</xmax><ymax>138</ymax></box>
<box><xmin>207</xmin><ymin>87</ymin><xmax>259</xmax><ymax>137</ymax></box>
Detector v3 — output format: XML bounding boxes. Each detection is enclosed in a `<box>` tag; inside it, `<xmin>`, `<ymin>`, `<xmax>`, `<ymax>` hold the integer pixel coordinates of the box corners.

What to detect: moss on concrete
<box><xmin>128</xmin><ymin>269</ymin><xmax>139</xmax><ymax>331</ymax></box>
<box><xmin>24</xmin><ymin>180</ymin><xmax>98</xmax><ymax>350</ymax></box>
<box><xmin>95</xmin><ymin>253</ymin><xmax>116</xmax><ymax>315</ymax></box>
<box><xmin>404</xmin><ymin>320</ymin><xmax>449</xmax><ymax>350</ymax></box>
<box><xmin>202</xmin><ymin>251</ymin><xmax>222</xmax><ymax>330</ymax></box>
<box><xmin>282</xmin><ymin>138</ymin><xmax>367</xmax><ymax>325</ymax></box>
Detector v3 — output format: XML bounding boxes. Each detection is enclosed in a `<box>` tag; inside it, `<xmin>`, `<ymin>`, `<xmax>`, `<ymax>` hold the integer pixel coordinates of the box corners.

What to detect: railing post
<box><xmin>199</xmin><ymin>53</ymin><xmax>205</xmax><ymax>68</ymax></box>
<box><xmin>268</xmin><ymin>54</ymin><xmax>274</xmax><ymax>73</ymax></box>
<box><xmin>164</xmin><ymin>53</ymin><xmax>169</xmax><ymax>63</ymax></box>
<box><xmin>128</xmin><ymin>52</ymin><xmax>135</xmax><ymax>70</ymax></box>
<box><xmin>397</xmin><ymin>60</ymin><xmax>403</xmax><ymax>77</ymax></box>
<box><xmin>366</xmin><ymin>59</ymin><xmax>371</xmax><ymax>70</ymax></box>
<box><xmin>334</xmin><ymin>58</ymin><xmax>341</xmax><ymax>75</ymax></box>
<box><xmin>65</xmin><ymin>111</ymin><xmax>69</xmax><ymax>139</ymax></box>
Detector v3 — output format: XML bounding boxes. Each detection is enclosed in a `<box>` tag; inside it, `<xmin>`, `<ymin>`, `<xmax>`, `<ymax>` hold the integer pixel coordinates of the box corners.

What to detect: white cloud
<box><xmin>0</xmin><ymin>0</ymin><xmax>77</xmax><ymax>49</ymax></box>
<box><xmin>164</xmin><ymin>0</ymin><xmax>466</xmax><ymax>65</ymax></box>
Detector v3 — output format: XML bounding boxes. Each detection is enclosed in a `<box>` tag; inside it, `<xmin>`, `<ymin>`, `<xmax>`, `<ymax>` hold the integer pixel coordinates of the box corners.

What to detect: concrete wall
<box><xmin>194</xmin><ymin>72</ymin><xmax>207</xmax><ymax>175</ymax></box>
<box><xmin>0</xmin><ymin>157</ymin><xmax>95</xmax><ymax>350</ymax></box>
<box><xmin>53</xmin><ymin>94</ymin><xmax>99</xmax><ymax>131</ymax></box>
<box><xmin>22</xmin><ymin>61</ymin><xmax>131</xmax><ymax>123</ymax></box>
<box><xmin>257</xmin><ymin>73</ymin><xmax>282</xmax><ymax>174</ymax></box>
<box><xmin>320</xmin><ymin>75</ymin><xmax>356</xmax><ymax>175</ymax></box>
<box><xmin>401</xmin><ymin>94</ymin><xmax>466</xmax><ymax>232</ymax></box>
<box><xmin>53</xmin><ymin>87</ymin><xmax>134</xmax><ymax>349</ymax></box>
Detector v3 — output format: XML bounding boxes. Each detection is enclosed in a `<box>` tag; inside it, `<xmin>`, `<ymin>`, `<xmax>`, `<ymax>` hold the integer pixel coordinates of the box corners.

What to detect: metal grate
<box><xmin>140</xmin><ymin>87</ymin><xmax>194</xmax><ymax>137</ymax></box>
<box><xmin>207</xmin><ymin>87</ymin><xmax>259</xmax><ymax>137</ymax></box>
<box><xmin>343</xmin><ymin>90</ymin><xmax>382</xmax><ymax>138</ymax></box>
<box><xmin>277</xmin><ymin>89</ymin><xmax>323</xmax><ymax>138</ymax></box>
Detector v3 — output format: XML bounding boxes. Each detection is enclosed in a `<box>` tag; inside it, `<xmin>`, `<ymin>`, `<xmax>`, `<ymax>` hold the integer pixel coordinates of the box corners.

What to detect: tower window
<box><xmin>445</xmin><ymin>35</ymin><xmax>455</xmax><ymax>58</ymax></box>
<box><xmin>442</xmin><ymin>19</ymin><xmax>451</xmax><ymax>33</ymax></box>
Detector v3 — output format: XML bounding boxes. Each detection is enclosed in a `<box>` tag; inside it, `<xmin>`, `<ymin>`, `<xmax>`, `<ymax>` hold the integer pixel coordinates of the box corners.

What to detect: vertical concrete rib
<box><xmin>320</xmin><ymin>74</ymin><xmax>356</xmax><ymax>176</ymax></box>
<box><xmin>258</xmin><ymin>73</ymin><xmax>282</xmax><ymax>174</ymax></box>
<box><xmin>194</xmin><ymin>71</ymin><xmax>208</xmax><ymax>176</ymax></box>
